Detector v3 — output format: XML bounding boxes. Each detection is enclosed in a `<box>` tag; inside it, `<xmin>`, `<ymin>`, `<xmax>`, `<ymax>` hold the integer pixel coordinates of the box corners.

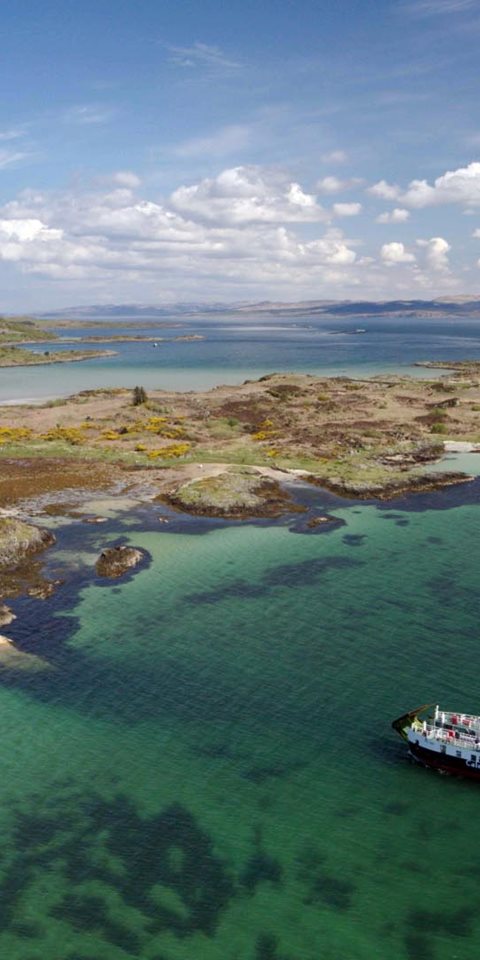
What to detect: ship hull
<box><xmin>409</xmin><ymin>741</ymin><xmax>480</xmax><ymax>780</ymax></box>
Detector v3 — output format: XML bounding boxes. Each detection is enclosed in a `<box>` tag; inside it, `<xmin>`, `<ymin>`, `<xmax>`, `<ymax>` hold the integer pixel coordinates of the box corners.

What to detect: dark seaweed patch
<box><xmin>243</xmin><ymin>758</ymin><xmax>307</xmax><ymax>783</ymax></box>
<box><xmin>255</xmin><ymin>933</ymin><xmax>293</xmax><ymax>960</ymax></box>
<box><xmin>186</xmin><ymin>555</ymin><xmax>361</xmax><ymax>605</ymax></box>
<box><xmin>342</xmin><ymin>534</ymin><xmax>366</xmax><ymax>546</ymax></box>
<box><xmin>0</xmin><ymin>789</ymin><xmax>235</xmax><ymax>950</ymax></box>
<box><xmin>405</xmin><ymin>932</ymin><xmax>436</xmax><ymax>960</ymax></box>
<box><xmin>408</xmin><ymin>907</ymin><xmax>473</xmax><ymax>939</ymax></box>
<box><xmin>52</xmin><ymin>894</ymin><xmax>142</xmax><ymax>953</ymax></box>
<box><xmin>297</xmin><ymin>846</ymin><xmax>355</xmax><ymax>911</ymax></box>
<box><xmin>383</xmin><ymin>801</ymin><xmax>409</xmax><ymax>816</ymax></box>
<box><xmin>241</xmin><ymin>828</ymin><xmax>282</xmax><ymax>892</ymax></box>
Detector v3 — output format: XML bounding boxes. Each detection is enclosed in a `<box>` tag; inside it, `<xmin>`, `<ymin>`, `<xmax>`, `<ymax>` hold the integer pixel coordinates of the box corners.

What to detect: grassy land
<box><xmin>0</xmin><ymin>345</ymin><xmax>116</xmax><ymax>367</ymax></box>
<box><xmin>0</xmin><ymin>366</ymin><xmax>479</xmax><ymax>494</ymax></box>
<box><xmin>0</xmin><ymin>316</ymin><xmax>55</xmax><ymax>344</ymax></box>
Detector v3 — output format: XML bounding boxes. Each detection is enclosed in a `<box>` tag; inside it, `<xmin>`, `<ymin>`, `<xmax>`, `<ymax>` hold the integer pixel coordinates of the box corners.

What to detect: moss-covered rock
<box><xmin>0</xmin><ymin>517</ymin><xmax>55</xmax><ymax>569</ymax></box>
<box><xmin>162</xmin><ymin>466</ymin><xmax>302</xmax><ymax>518</ymax></box>
<box><xmin>95</xmin><ymin>545</ymin><xmax>145</xmax><ymax>579</ymax></box>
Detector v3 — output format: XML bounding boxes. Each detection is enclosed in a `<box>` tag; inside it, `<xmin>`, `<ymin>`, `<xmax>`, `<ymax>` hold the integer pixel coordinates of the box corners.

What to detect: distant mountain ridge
<box><xmin>36</xmin><ymin>296</ymin><xmax>480</xmax><ymax>321</ymax></box>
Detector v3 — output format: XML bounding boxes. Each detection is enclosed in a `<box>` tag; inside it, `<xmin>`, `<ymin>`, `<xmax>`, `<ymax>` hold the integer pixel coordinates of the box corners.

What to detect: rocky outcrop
<box><xmin>95</xmin><ymin>545</ymin><xmax>145</xmax><ymax>579</ymax></box>
<box><xmin>161</xmin><ymin>467</ymin><xmax>304</xmax><ymax>519</ymax></box>
<box><xmin>0</xmin><ymin>517</ymin><xmax>55</xmax><ymax>569</ymax></box>
<box><xmin>311</xmin><ymin>470</ymin><xmax>473</xmax><ymax>501</ymax></box>
<box><xmin>0</xmin><ymin>603</ymin><xmax>16</xmax><ymax>626</ymax></box>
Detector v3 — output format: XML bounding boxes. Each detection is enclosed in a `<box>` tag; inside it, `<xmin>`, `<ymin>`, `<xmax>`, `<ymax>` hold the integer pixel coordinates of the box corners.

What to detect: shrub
<box><xmin>132</xmin><ymin>385</ymin><xmax>147</xmax><ymax>406</ymax></box>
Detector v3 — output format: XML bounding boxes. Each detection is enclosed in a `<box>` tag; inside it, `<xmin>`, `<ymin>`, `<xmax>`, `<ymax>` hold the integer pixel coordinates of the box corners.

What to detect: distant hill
<box><xmin>35</xmin><ymin>296</ymin><xmax>480</xmax><ymax>322</ymax></box>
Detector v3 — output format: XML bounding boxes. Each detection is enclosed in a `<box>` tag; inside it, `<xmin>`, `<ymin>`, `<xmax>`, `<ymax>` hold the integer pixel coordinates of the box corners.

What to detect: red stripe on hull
<box><xmin>409</xmin><ymin>743</ymin><xmax>480</xmax><ymax>780</ymax></box>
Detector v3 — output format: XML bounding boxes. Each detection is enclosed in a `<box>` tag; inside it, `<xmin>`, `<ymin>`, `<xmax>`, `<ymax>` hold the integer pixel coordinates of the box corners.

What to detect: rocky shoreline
<box><xmin>0</xmin><ymin>363</ymin><xmax>478</xmax><ymax>646</ymax></box>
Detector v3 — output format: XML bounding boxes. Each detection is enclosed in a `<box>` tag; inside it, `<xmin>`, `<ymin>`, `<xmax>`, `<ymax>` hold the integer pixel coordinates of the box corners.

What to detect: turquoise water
<box><xmin>2</xmin><ymin>478</ymin><xmax>480</xmax><ymax>959</ymax></box>
<box><xmin>2</xmin><ymin>314</ymin><xmax>480</xmax><ymax>957</ymax></box>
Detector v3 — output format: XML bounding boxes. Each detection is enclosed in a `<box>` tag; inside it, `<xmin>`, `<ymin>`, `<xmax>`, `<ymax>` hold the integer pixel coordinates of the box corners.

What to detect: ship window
<box><xmin>456</xmin><ymin>751</ymin><xmax>461</xmax><ymax>757</ymax></box>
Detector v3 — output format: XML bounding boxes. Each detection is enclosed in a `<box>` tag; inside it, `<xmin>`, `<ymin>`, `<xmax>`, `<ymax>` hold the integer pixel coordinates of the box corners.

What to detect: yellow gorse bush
<box><xmin>147</xmin><ymin>443</ymin><xmax>190</xmax><ymax>460</ymax></box>
<box><xmin>40</xmin><ymin>426</ymin><xmax>85</xmax><ymax>445</ymax></box>
<box><xmin>0</xmin><ymin>426</ymin><xmax>32</xmax><ymax>444</ymax></box>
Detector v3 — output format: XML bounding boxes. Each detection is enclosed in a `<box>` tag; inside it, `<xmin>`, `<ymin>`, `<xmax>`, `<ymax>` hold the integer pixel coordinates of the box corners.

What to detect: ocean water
<box><xmin>1</xmin><ymin>316</ymin><xmax>480</xmax><ymax>958</ymax></box>
<box><xmin>3</xmin><ymin>313</ymin><xmax>480</xmax><ymax>400</ymax></box>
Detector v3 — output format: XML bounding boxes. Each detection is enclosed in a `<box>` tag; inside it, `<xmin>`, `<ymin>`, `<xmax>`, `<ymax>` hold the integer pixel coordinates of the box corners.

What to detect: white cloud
<box><xmin>473</xmin><ymin>228</ymin><xmax>480</xmax><ymax>237</ymax></box>
<box><xmin>368</xmin><ymin>179</ymin><xmax>401</xmax><ymax>201</ymax></box>
<box><xmin>417</xmin><ymin>236</ymin><xmax>451</xmax><ymax>271</ymax></box>
<box><xmin>0</xmin><ymin>129</ymin><xmax>25</xmax><ymax>142</ymax></box>
<box><xmin>111</xmin><ymin>171</ymin><xmax>142</xmax><ymax>189</ymax></box>
<box><xmin>167</xmin><ymin>42</ymin><xmax>240</xmax><ymax>71</ymax></box>
<box><xmin>173</xmin><ymin>124</ymin><xmax>251</xmax><ymax>158</ymax></box>
<box><xmin>170</xmin><ymin>166</ymin><xmax>328</xmax><ymax>224</ymax></box>
<box><xmin>64</xmin><ymin>104</ymin><xmax>115</xmax><ymax>125</ymax></box>
<box><xmin>321</xmin><ymin>150</ymin><xmax>348</xmax><ymax>165</ymax></box>
<box><xmin>0</xmin><ymin>170</ymin><xmax>360</xmax><ymax>291</ymax></box>
<box><xmin>376</xmin><ymin>208</ymin><xmax>410</xmax><ymax>223</ymax></box>
<box><xmin>380</xmin><ymin>241</ymin><xmax>416</xmax><ymax>264</ymax></box>
<box><xmin>369</xmin><ymin>164</ymin><xmax>480</xmax><ymax>210</ymax></box>
<box><xmin>403</xmin><ymin>0</ymin><xmax>476</xmax><ymax>16</ymax></box>
<box><xmin>316</xmin><ymin>175</ymin><xmax>361</xmax><ymax>194</ymax></box>
<box><xmin>0</xmin><ymin>218</ymin><xmax>62</xmax><ymax>242</ymax></box>
<box><xmin>332</xmin><ymin>202</ymin><xmax>362</xmax><ymax>217</ymax></box>
<box><xmin>0</xmin><ymin>149</ymin><xmax>29</xmax><ymax>170</ymax></box>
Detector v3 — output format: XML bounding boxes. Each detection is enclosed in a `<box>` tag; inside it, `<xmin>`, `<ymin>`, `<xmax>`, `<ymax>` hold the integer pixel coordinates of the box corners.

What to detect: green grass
<box><xmin>0</xmin><ymin>317</ymin><xmax>55</xmax><ymax>344</ymax></box>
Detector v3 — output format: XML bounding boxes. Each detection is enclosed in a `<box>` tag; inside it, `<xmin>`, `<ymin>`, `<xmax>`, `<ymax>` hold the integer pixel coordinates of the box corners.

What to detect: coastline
<box><xmin>1</xmin><ymin>360</ymin><xmax>479</xmax><ymax>622</ymax></box>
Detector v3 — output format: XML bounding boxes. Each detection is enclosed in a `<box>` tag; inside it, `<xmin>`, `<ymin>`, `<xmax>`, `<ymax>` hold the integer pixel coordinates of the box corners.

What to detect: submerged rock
<box><xmin>0</xmin><ymin>635</ymin><xmax>52</xmax><ymax>672</ymax></box>
<box><xmin>95</xmin><ymin>545</ymin><xmax>145</xmax><ymax>579</ymax></box>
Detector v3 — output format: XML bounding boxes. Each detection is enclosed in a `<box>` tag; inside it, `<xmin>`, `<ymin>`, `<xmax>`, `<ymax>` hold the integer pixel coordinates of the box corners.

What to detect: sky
<box><xmin>1</xmin><ymin>0</ymin><xmax>480</xmax><ymax>311</ymax></box>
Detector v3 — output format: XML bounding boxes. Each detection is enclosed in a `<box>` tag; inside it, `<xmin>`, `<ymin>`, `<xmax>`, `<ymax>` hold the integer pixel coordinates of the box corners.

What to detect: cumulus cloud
<box><xmin>171</xmin><ymin>166</ymin><xmax>328</xmax><ymax>224</ymax></box>
<box><xmin>417</xmin><ymin>236</ymin><xmax>451</xmax><ymax>271</ymax></box>
<box><xmin>112</xmin><ymin>171</ymin><xmax>142</xmax><ymax>189</ymax></box>
<box><xmin>332</xmin><ymin>202</ymin><xmax>362</xmax><ymax>217</ymax></box>
<box><xmin>380</xmin><ymin>241</ymin><xmax>416</xmax><ymax>264</ymax></box>
<box><xmin>371</xmin><ymin>163</ymin><xmax>480</xmax><ymax>210</ymax></box>
<box><xmin>0</xmin><ymin>168</ymin><xmax>360</xmax><ymax>292</ymax></box>
<box><xmin>376</xmin><ymin>208</ymin><xmax>410</xmax><ymax>223</ymax></box>
<box><xmin>368</xmin><ymin>179</ymin><xmax>401</xmax><ymax>201</ymax></box>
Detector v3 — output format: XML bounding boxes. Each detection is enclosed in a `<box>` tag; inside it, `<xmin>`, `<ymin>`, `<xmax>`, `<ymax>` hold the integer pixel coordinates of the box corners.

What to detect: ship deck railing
<box><xmin>420</xmin><ymin>725</ymin><xmax>480</xmax><ymax>750</ymax></box>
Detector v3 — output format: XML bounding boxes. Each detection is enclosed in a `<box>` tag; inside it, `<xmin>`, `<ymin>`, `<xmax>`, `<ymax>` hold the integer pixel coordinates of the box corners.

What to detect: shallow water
<box><xmin>1</xmin><ymin>477</ymin><xmax>480</xmax><ymax>959</ymax></box>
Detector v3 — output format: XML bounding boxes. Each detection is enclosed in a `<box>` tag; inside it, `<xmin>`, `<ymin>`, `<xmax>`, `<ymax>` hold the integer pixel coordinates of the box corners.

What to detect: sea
<box><xmin>1</xmin><ymin>313</ymin><xmax>480</xmax><ymax>960</ymax></box>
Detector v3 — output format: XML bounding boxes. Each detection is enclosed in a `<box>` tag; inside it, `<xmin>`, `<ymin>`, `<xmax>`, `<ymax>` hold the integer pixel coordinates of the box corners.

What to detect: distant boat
<box><xmin>393</xmin><ymin>704</ymin><xmax>480</xmax><ymax>779</ymax></box>
<box><xmin>153</xmin><ymin>342</ymin><xmax>158</xmax><ymax>347</ymax></box>
<box><xmin>354</xmin><ymin>328</ymin><xmax>366</xmax><ymax>334</ymax></box>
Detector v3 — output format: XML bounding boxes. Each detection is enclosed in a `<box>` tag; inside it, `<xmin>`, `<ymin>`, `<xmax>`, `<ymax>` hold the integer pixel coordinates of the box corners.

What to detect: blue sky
<box><xmin>1</xmin><ymin>0</ymin><xmax>480</xmax><ymax>310</ymax></box>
